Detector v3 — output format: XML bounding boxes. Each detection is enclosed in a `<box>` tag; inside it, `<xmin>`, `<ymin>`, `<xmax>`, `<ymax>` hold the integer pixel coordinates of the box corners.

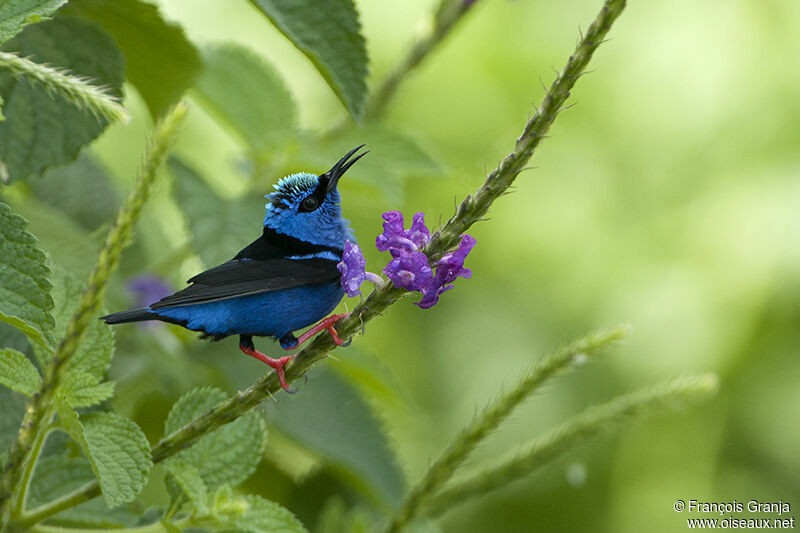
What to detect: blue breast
<box><xmin>149</xmin><ymin>282</ymin><xmax>344</xmax><ymax>340</ymax></box>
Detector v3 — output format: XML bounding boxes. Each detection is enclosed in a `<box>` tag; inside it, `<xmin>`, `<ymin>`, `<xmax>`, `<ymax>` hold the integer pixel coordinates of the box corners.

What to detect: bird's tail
<box><xmin>100</xmin><ymin>308</ymin><xmax>157</xmax><ymax>324</ymax></box>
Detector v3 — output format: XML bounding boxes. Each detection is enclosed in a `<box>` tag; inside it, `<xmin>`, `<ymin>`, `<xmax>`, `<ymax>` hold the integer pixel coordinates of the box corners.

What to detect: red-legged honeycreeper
<box><xmin>102</xmin><ymin>146</ymin><xmax>368</xmax><ymax>391</ymax></box>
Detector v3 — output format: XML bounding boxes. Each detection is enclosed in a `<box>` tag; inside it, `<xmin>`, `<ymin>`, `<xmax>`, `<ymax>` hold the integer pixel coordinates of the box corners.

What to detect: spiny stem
<box><xmin>421</xmin><ymin>375</ymin><xmax>720</xmax><ymax>519</ymax></box>
<box><xmin>0</xmin><ymin>51</ymin><xmax>130</xmax><ymax>125</ymax></box>
<box><xmin>0</xmin><ymin>103</ymin><xmax>187</xmax><ymax>530</ymax></box>
<box><xmin>13</xmin><ymin>0</ymin><xmax>628</xmax><ymax>524</ymax></box>
<box><xmin>384</xmin><ymin>326</ymin><xmax>630</xmax><ymax>533</ymax></box>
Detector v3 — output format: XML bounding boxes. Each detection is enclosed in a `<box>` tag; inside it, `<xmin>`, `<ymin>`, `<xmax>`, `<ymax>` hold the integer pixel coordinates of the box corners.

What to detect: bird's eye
<box><xmin>300</xmin><ymin>196</ymin><xmax>318</xmax><ymax>212</ymax></box>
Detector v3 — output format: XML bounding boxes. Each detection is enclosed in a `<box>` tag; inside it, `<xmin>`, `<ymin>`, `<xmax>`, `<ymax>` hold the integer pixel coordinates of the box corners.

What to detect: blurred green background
<box><xmin>11</xmin><ymin>0</ymin><xmax>800</xmax><ymax>531</ymax></box>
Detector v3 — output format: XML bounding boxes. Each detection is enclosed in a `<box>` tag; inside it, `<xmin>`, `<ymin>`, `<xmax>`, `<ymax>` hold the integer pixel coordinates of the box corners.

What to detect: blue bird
<box><xmin>102</xmin><ymin>146</ymin><xmax>368</xmax><ymax>391</ymax></box>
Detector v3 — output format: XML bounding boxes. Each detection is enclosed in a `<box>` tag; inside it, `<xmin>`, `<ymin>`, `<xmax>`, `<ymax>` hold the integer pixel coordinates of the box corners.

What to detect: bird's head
<box><xmin>263</xmin><ymin>145</ymin><xmax>367</xmax><ymax>247</ymax></box>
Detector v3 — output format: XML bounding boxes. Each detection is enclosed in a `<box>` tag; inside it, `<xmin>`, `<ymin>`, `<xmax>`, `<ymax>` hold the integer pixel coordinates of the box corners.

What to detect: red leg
<box><xmin>239</xmin><ymin>343</ymin><xmax>295</xmax><ymax>392</ymax></box>
<box><xmin>288</xmin><ymin>313</ymin><xmax>349</xmax><ymax>350</ymax></box>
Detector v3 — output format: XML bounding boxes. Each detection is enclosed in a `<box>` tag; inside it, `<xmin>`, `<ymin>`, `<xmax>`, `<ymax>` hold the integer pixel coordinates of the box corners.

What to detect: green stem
<box><xmin>9</xmin><ymin>0</ymin><xmax>629</xmax><ymax>525</ymax></box>
<box><xmin>384</xmin><ymin>327</ymin><xmax>630</xmax><ymax>533</ymax></box>
<box><xmin>11</xmin><ymin>418</ymin><xmax>50</xmax><ymax>517</ymax></box>
<box><xmin>163</xmin><ymin>492</ymin><xmax>185</xmax><ymax>521</ymax></box>
<box><xmin>15</xmin><ymin>483</ymin><xmax>101</xmax><ymax>530</ymax></box>
<box><xmin>0</xmin><ymin>51</ymin><xmax>130</xmax><ymax>124</ymax></box>
<box><xmin>30</xmin><ymin>521</ymin><xmax>170</xmax><ymax>533</ymax></box>
<box><xmin>0</xmin><ymin>103</ymin><xmax>187</xmax><ymax>531</ymax></box>
<box><xmin>422</xmin><ymin>375</ymin><xmax>720</xmax><ymax>519</ymax></box>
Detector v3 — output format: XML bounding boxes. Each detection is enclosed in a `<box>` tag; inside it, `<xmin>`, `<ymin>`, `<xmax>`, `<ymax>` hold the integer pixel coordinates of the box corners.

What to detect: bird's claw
<box><xmin>290</xmin><ymin>313</ymin><xmax>350</xmax><ymax>349</ymax></box>
<box><xmin>266</xmin><ymin>355</ymin><xmax>296</xmax><ymax>393</ymax></box>
<box><xmin>240</xmin><ymin>344</ymin><xmax>296</xmax><ymax>392</ymax></box>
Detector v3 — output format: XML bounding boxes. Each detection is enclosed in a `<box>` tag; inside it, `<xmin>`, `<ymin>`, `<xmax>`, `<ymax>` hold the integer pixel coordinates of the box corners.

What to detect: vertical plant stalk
<box><xmin>421</xmin><ymin>375</ymin><xmax>720</xmax><ymax>519</ymax></box>
<box><xmin>365</xmin><ymin>0</ymin><xmax>479</xmax><ymax>121</ymax></box>
<box><xmin>384</xmin><ymin>327</ymin><xmax>630</xmax><ymax>532</ymax></box>
<box><xmin>0</xmin><ymin>51</ymin><xmax>130</xmax><ymax>125</ymax></box>
<box><xmin>14</xmin><ymin>0</ymin><xmax>628</xmax><ymax>523</ymax></box>
<box><xmin>0</xmin><ymin>103</ymin><xmax>188</xmax><ymax>529</ymax></box>
<box><xmin>10</xmin><ymin>418</ymin><xmax>49</xmax><ymax>517</ymax></box>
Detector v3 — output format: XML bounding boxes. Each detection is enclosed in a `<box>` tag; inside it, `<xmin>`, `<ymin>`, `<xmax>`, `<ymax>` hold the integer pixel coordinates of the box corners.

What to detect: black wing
<box><xmin>149</xmin><ymin>257</ymin><xmax>340</xmax><ymax>309</ymax></box>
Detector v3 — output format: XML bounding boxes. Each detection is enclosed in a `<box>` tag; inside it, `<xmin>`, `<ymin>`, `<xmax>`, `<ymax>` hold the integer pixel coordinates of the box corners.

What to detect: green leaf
<box><xmin>34</xmin><ymin>269</ymin><xmax>113</xmax><ymax>377</ymax></box>
<box><xmin>9</xmin><ymin>195</ymin><xmax>103</xmax><ymax>279</ymax></box>
<box><xmin>0</xmin><ymin>93</ymin><xmax>4</xmax><ymax>120</ymax></box>
<box><xmin>169</xmin><ymin>158</ymin><xmax>265</xmax><ymax>267</ymax></box>
<box><xmin>0</xmin><ymin>15</ymin><xmax>125</xmax><ymax>182</ymax></box>
<box><xmin>28</xmin><ymin>153</ymin><xmax>120</xmax><ymax>230</ymax></box>
<box><xmin>55</xmin><ymin>395</ymin><xmax>85</xmax><ymax>445</ymax></box>
<box><xmin>28</xmin><ymin>454</ymin><xmax>96</xmax><ymax>508</ymax></box>
<box><xmin>61</xmin><ymin>0</ymin><xmax>201</xmax><ymax>119</ymax></box>
<box><xmin>55</xmin><ymin>400</ymin><xmax>152</xmax><ymax>508</ymax></box>
<box><xmin>0</xmin><ymin>0</ymin><xmax>66</xmax><ymax>44</ymax></box>
<box><xmin>0</xmin><ymin>322</ymin><xmax>30</xmax><ymax>361</ymax></box>
<box><xmin>210</xmin><ymin>485</ymin><xmax>249</xmax><ymax>524</ymax></box>
<box><xmin>204</xmin><ymin>487</ymin><xmax>306</xmax><ymax>533</ymax></box>
<box><xmin>0</xmin><ymin>202</ymin><xmax>54</xmax><ymax>349</ymax></box>
<box><xmin>164</xmin><ymin>386</ymin><xmax>265</xmax><ymax>490</ymax></box>
<box><xmin>0</xmin><ymin>348</ymin><xmax>40</xmax><ymax>396</ymax></box>
<box><xmin>54</xmin><ymin>499</ymin><xmax>140</xmax><ymax>529</ymax></box>
<box><xmin>267</xmin><ymin>369</ymin><xmax>404</xmax><ymax>506</ymax></box>
<box><xmin>233</xmin><ymin>495</ymin><xmax>307</xmax><ymax>533</ymax></box>
<box><xmin>193</xmin><ymin>42</ymin><xmax>297</xmax><ymax>153</ymax></box>
<box><xmin>168</xmin><ymin>459</ymin><xmax>209</xmax><ymax>516</ymax></box>
<box><xmin>250</xmin><ymin>0</ymin><xmax>368</xmax><ymax>121</ymax></box>
<box><xmin>0</xmin><ymin>386</ymin><xmax>26</xmax><ymax>453</ymax></box>
<box><xmin>28</xmin><ymin>454</ymin><xmax>139</xmax><ymax>527</ymax></box>
<box><xmin>61</xmin><ymin>370</ymin><xmax>115</xmax><ymax>408</ymax></box>
<box><xmin>82</xmin><ymin>412</ymin><xmax>152</xmax><ymax>507</ymax></box>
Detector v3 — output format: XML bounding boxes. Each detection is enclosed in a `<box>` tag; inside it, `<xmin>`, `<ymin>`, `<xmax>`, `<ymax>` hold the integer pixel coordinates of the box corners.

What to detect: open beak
<box><xmin>323</xmin><ymin>144</ymin><xmax>368</xmax><ymax>193</ymax></box>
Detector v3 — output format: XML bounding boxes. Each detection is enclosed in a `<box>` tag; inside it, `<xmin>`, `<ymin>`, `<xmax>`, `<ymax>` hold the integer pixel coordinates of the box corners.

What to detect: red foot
<box><xmin>290</xmin><ymin>313</ymin><xmax>349</xmax><ymax>349</ymax></box>
<box><xmin>240</xmin><ymin>345</ymin><xmax>295</xmax><ymax>392</ymax></box>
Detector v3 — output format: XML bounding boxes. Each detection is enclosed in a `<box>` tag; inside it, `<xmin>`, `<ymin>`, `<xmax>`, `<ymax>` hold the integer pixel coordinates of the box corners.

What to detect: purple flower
<box><xmin>415</xmin><ymin>284</ymin><xmax>452</xmax><ymax>309</ymax></box>
<box><xmin>376</xmin><ymin>211</ymin><xmax>430</xmax><ymax>258</ymax></box>
<box><xmin>348</xmin><ymin>210</ymin><xmax>475</xmax><ymax>307</ymax></box>
<box><xmin>435</xmin><ymin>234</ymin><xmax>476</xmax><ymax>286</ymax></box>
<box><xmin>408</xmin><ymin>212</ymin><xmax>431</xmax><ymax>249</ymax></box>
<box><xmin>337</xmin><ymin>241</ymin><xmax>367</xmax><ymax>297</ymax></box>
<box><xmin>383</xmin><ymin>251</ymin><xmax>433</xmax><ymax>292</ymax></box>
<box><xmin>338</xmin><ymin>240</ymin><xmax>385</xmax><ymax>297</ymax></box>
<box><xmin>127</xmin><ymin>274</ymin><xmax>172</xmax><ymax>307</ymax></box>
<box><xmin>415</xmin><ymin>235</ymin><xmax>476</xmax><ymax>309</ymax></box>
